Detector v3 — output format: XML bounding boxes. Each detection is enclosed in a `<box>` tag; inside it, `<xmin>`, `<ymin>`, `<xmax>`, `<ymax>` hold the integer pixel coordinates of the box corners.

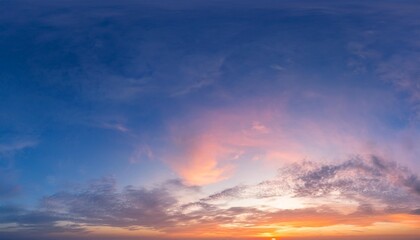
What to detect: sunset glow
<box><xmin>1</xmin><ymin>1</ymin><xmax>420</xmax><ymax>240</ymax></box>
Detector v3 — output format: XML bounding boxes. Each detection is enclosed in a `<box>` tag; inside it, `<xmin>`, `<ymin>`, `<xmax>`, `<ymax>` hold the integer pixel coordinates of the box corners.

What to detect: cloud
<box><xmin>0</xmin><ymin>137</ymin><xmax>37</xmax><ymax>199</ymax></box>
<box><xmin>39</xmin><ymin>177</ymin><xmax>179</xmax><ymax>229</ymax></box>
<box><xmin>164</xmin><ymin>104</ymin><xmax>294</xmax><ymax>185</ymax></box>
<box><xmin>403</xmin><ymin>174</ymin><xmax>420</xmax><ymax>196</ymax></box>
<box><xmin>166</xmin><ymin>132</ymin><xmax>237</xmax><ymax>185</ymax></box>
<box><xmin>129</xmin><ymin>144</ymin><xmax>154</xmax><ymax>163</ymax></box>
<box><xmin>345</xmin><ymin>11</ymin><xmax>420</xmax><ymax>123</ymax></box>
<box><xmin>1</xmin><ymin>156</ymin><xmax>419</xmax><ymax>239</ymax></box>
<box><xmin>377</xmin><ymin>53</ymin><xmax>420</xmax><ymax>121</ymax></box>
<box><xmin>0</xmin><ymin>139</ymin><xmax>37</xmax><ymax>155</ymax></box>
<box><xmin>162</xmin><ymin>94</ymin><xmax>391</xmax><ymax>185</ymax></box>
<box><xmin>99</xmin><ymin>121</ymin><xmax>129</xmax><ymax>133</ymax></box>
<box><xmin>292</xmin><ymin>156</ymin><xmax>420</xmax><ymax>206</ymax></box>
<box><xmin>201</xmin><ymin>156</ymin><xmax>420</xmax><ymax>208</ymax></box>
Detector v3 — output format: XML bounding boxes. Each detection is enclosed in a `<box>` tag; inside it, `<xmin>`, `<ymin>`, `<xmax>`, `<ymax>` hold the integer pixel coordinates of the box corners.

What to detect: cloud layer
<box><xmin>1</xmin><ymin>156</ymin><xmax>419</xmax><ymax>239</ymax></box>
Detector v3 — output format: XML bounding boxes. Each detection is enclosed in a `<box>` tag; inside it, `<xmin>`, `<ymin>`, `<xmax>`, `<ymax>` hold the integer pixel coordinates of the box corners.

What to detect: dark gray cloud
<box><xmin>403</xmin><ymin>174</ymin><xmax>420</xmax><ymax>195</ymax></box>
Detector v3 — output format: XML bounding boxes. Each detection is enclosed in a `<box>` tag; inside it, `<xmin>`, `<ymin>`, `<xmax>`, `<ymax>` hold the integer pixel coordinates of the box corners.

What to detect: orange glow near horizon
<box><xmin>49</xmin><ymin>213</ymin><xmax>419</xmax><ymax>239</ymax></box>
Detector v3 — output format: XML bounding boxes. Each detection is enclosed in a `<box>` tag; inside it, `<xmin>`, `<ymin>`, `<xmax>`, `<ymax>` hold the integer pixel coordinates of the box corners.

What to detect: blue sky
<box><xmin>0</xmin><ymin>0</ymin><xmax>420</xmax><ymax>239</ymax></box>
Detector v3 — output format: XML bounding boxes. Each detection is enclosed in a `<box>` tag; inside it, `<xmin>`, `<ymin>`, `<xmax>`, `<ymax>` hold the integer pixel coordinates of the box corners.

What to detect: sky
<box><xmin>0</xmin><ymin>0</ymin><xmax>420</xmax><ymax>239</ymax></box>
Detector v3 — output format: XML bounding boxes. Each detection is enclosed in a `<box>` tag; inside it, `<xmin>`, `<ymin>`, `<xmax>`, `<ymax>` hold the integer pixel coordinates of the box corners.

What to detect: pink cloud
<box><xmin>162</xmin><ymin>91</ymin><xmax>418</xmax><ymax>185</ymax></box>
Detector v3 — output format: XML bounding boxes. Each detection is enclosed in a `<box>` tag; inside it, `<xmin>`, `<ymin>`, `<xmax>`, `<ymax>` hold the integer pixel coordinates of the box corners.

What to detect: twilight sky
<box><xmin>1</xmin><ymin>0</ymin><xmax>420</xmax><ymax>239</ymax></box>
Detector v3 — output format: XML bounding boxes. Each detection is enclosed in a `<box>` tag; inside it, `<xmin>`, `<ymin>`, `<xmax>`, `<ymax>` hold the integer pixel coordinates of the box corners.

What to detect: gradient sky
<box><xmin>1</xmin><ymin>0</ymin><xmax>420</xmax><ymax>239</ymax></box>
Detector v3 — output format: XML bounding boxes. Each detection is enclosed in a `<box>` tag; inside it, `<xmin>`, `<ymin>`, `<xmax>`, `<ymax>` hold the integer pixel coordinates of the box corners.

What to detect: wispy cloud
<box><xmin>0</xmin><ymin>140</ymin><xmax>37</xmax><ymax>155</ymax></box>
<box><xmin>377</xmin><ymin>53</ymin><xmax>420</xmax><ymax>121</ymax></box>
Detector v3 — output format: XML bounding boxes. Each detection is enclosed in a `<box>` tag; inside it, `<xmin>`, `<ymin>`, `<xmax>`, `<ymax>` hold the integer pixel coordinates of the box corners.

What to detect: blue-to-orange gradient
<box><xmin>0</xmin><ymin>1</ymin><xmax>419</xmax><ymax>239</ymax></box>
